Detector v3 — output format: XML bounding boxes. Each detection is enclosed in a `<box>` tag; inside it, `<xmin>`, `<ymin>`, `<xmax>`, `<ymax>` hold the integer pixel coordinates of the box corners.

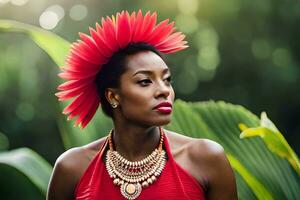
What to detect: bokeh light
<box><xmin>39</xmin><ymin>10</ymin><xmax>59</xmax><ymax>30</ymax></box>
<box><xmin>15</xmin><ymin>102</ymin><xmax>35</xmax><ymax>121</ymax></box>
<box><xmin>177</xmin><ymin>0</ymin><xmax>198</xmax><ymax>15</ymax></box>
<box><xmin>46</xmin><ymin>4</ymin><xmax>65</xmax><ymax>20</ymax></box>
<box><xmin>272</xmin><ymin>48</ymin><xmax>292</xmax><ymax>68</ymax></box>
<box><xmin>10</xmin><ymin>0</ymin><xmax>28</xmax><ymax>6</ymax></box>
<box><xmin>177</xmin><ymin>64</ymin><xmax>199</xmax><ymax>94</ymax></box>
<box><xmin>69</xmin><ymin>4</ymin><xmax>88</xmax><ymax>21</ymax></box>
<box><xmin>175</xmin><ymin>14</ymin><xmax>198</xmax><ymax>34</ymax></box>
<box><xmin>195</xmin><ymin>23</ymin><xmax>220</xmax><ymax>81</ymax></box>
<box><xmin>251</xmin><ymin>39</ymin><xmax>272</xmax><ymax>60</ymax></box>
<box><xmin>0</xmin><ymin>0</ymin><xmax>10</xmax><ymax>6</ymax></box>
<box><xmin>197</xmin><ymin>46</ymin><xmax>220</xmax><ymax>71</ymax></box>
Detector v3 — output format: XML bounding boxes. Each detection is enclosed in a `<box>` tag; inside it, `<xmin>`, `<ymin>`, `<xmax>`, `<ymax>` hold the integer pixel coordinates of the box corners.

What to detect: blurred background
<box><xmin>0</xmin><ymin>0</ymin><xmax>299</xmax><ymax>167</ymax></box>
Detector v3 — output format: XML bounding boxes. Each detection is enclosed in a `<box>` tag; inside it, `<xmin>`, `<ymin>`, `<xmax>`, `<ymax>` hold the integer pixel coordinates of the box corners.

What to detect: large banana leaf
<box><xmin>0</xmin><ymin>148</ymin><xmax>52</xmax><ymax>199</ymax></box>
<box><xmin>57</xmin><ymin>108</ymin><xmax>113</xmax><ymax>149</ymax></box>
<box><xmin>0</xmin><ymin>20</ymin><xmax>69</xmax><ymax>66</ymax></box>
<box><xmin>1</xmin><ymin>20</ymin><xmax>299</xmax><ymax>199</ymax></box>
<box><xmin>166</xmin><ymin>100</ymin><xmax>300</xmax><ymax>199</ymax></box>
<box><xmin>0</xmin><ymin>20</ymin><xmax>113</xmax><ymax>149</ymax></box>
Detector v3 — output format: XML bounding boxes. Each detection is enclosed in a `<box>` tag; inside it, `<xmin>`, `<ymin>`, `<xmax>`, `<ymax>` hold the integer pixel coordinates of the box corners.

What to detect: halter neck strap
<box><xmin>162</xmin><ymin>129</ymin><xmax>174</xmax><ymax>161</ymax></box>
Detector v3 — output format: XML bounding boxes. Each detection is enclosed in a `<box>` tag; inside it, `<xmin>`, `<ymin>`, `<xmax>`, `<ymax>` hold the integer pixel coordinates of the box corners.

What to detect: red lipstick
<box><xmin>154</xmin><ymin>102</ymin><xmax>173</xmax><ymax>114</ymax></box>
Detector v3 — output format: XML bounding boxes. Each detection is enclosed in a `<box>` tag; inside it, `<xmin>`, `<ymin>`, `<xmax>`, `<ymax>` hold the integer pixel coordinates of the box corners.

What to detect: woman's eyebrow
<box><xmin>133</xmin><ymin>70</ymin><xmax>152</xmax><ymax>77</ymax></box>
<box><xmin>133</xmin><ymin>68</ymin><xmax>170</xmax><ymax>77</ymax></box>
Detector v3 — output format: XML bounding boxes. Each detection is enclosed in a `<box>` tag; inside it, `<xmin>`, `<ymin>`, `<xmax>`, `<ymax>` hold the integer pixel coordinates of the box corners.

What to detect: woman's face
<box><xmin>116</xmin><ymin>50</ymin><xmax>175</xmax><ymax>127</ymax></box>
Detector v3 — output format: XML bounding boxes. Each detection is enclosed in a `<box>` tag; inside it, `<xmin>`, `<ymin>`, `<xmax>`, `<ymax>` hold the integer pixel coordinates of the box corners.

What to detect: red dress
<box><xmin>74</xmin><ymin>134</ymin><xmax>206</xmax><ymax>199</ymax></box>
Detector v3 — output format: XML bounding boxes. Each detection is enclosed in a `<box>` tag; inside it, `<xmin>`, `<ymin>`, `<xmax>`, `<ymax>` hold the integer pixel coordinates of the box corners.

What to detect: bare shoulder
<box><xmin>189</xmin><ymin>137</ymin><xmax>237</xmax><ymax>199</ymax></box>
<box><xmin>164</xmin><ymin>129</ymin><xmax>224</xmax><ymax>159</ymax></box>
<box><xmin>190</xmin><ymin>137</ymin><xmax>225</xmax><ymax>161</ymax></box>
<box><xmin>165</xmin><ymin>129</ymin><xmax>237</xmax><ymax>199</ymax></box>
<box><xmin>55</xmin><ymin>136</ymin><xmax>107</xmax><ymax>175</ymax></box>
<box><xmin>46</xmin><ymin>137</ymin><xmax>107</xmax><ymax>200</ymax></box>
<box><xmin>166</xmin><ymin>129</ymin><xmax>228</xmax><ymax>173</ymax></box>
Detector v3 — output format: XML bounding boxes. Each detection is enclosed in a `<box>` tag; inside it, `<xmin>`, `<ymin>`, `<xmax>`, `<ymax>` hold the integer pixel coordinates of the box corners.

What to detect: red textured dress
<box><xmin>74</xmin><ymin>134</ymin><xmax>206</xmax><ymax>200</ymax></box>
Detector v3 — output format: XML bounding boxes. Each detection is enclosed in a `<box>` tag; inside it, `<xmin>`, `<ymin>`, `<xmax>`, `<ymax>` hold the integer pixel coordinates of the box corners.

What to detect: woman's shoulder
<box><xmin>55</xmin><ymin>136</ymin><xmax>108</xmax><ymax>179</ymax></box>
<box><xmin>165</xmin><ymin>129</ymin><xmax>226</xmax><ymax>190</ymax></box>
<box><xmin>47</xmin><ymin>136</ymin><xmax>107</xmax><ymax>199</ymax></box>
<box><xmin>164</xmin><ymin>129</ymin><xmax>224</xmax><ymax>158</ymax></box>
<box><xmin>165</xmin><ymin>129</ymin><xmax>237</xmax><ymax>198</ymax></box>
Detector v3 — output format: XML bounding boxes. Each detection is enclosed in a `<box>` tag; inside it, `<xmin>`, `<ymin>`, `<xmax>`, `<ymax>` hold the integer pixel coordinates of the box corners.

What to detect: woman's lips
<box><xmin>154</xmin><ymin>102</ymin><xmax>173</xmax><ymax>114</ymax></box>
<box><xmin>155</xmin><ymin>107</ymin><xmax>172</xmax><ymax>114</ymax></box>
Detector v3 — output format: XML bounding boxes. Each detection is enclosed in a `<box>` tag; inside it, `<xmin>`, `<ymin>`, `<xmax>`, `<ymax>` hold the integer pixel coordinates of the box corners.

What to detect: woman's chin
<box><xmin>151</xmin><ymin>117</ymin><xmax>172</xmax><ymax>126</ymax></box>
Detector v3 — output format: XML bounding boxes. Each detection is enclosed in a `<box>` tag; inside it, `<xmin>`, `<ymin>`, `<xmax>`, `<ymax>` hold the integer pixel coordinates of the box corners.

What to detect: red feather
<box><xmin>57</xmin><ymin>10</ymin><xmax>188</xmax><ymax>128</ymax></box>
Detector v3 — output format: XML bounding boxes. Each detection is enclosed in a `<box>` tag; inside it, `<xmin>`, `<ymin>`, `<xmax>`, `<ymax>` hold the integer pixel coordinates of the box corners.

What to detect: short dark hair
<box><xmin>95</xmin><ymin>42</ymin><xmax>165</xmax><ymax>118</ymax></box>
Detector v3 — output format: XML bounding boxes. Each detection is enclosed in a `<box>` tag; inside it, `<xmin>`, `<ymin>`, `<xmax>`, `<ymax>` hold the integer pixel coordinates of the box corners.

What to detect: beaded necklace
<box><xmin>105</xmin><ymin>128</ymin><xmax>166</xmax><ymax>200</ymax></box>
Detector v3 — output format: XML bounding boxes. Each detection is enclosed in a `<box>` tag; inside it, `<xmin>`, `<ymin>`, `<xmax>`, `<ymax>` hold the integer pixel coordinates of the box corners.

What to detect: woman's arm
<box><xmin>192</xmin><ymin>139</ymin><xmax>237</xmax><ymax>200</ymax></box>
<box><xmin>47</xmin><ymin>148</ymin><xmax>82</xmax><ymax>200</ymax></box>
<box><xmin>205</xmin><ymin>142</ymin><xmax>237</xmax><ymax>200</ymax></box>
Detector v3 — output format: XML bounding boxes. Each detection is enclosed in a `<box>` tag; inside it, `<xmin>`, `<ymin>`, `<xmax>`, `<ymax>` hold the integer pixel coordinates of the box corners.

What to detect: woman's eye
<box><xmin>137</xmin><ymin>79</ymin><xmax>152</xmax><ymax>86</ymax></box>
<box><xmin>164</xmin><ymin>76</ymin><xmax>172</xmax><ymax>84</ymax></box>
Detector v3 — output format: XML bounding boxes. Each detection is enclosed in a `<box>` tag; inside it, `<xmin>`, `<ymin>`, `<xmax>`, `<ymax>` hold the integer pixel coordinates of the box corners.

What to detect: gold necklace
<box><xmin>105</xmin><ymin>128</ymin><xmax>167</xmax><ymax>200</ymax></box>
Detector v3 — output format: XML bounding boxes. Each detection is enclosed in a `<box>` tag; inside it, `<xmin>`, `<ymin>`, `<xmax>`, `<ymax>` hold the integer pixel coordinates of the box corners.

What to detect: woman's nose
<box><xmin>155</xmin><ymin>81</ymin><xmax>171</xmax><ymax>98</ymax></box>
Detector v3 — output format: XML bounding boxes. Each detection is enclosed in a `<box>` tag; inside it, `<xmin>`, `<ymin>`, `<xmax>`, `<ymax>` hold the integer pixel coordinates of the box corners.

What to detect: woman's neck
<box><xmin>111</xmin><ymin>124</ymin><xmax>161</xmax><ymax>161</ymax></box>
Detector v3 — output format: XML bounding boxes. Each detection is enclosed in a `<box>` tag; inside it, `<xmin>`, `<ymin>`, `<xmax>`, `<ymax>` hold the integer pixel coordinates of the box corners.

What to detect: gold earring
<box><xmin>110</xmin><ymin>101</ymin><xmax>118</xmax><ymax>108</ymax></box>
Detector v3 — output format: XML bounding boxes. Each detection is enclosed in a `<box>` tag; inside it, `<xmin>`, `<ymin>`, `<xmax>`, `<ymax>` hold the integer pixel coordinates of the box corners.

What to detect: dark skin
<box><xmin>47</xmin><ymin>51</ymin><xmax>237</xmax><ymax>200</ymax></box>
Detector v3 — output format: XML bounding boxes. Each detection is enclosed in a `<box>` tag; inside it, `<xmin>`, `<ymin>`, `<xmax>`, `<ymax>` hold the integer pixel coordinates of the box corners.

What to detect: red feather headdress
<box><xmin>56</xmin><ymin>10</ymin><xmax>188</xmax><ymax>128</ymax></box>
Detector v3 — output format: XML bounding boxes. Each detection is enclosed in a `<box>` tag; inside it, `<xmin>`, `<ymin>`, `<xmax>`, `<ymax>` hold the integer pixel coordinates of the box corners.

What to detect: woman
<box><xmin>47</xmin><ymin>10</ymin><xmax>237</xmax><ymax>200</ymax></box>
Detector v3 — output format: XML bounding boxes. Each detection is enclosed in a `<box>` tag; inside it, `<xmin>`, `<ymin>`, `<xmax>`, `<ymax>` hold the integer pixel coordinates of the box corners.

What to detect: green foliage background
<box><xmin>0</xmin><ymin>0</ymin><xmax>299</xmax><ymax>199</ymax></box>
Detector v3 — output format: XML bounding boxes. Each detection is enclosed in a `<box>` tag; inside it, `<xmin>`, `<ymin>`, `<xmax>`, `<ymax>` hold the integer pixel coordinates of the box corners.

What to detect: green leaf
<box><xmin>57</xmin><ymin>107</ymin><xmax>113</xmax><ymax>149</ymax></box>
<box><xmin>167</xmin><ymin>100</ymin><xmax>300</xmax><ymax>200</ymax></box>
<box><xmin>240</xmin><ymin>112</ymin><xmax>300</xmax><ymax>176</ymax></box>
<box><xmin>0</xmin><ymin>148</ymin><xmax>52</xmax><ymax>197</ymax></box>
<box><xmin>0</xmin><ymin>20</ymin><xmax>70</xmax><ymax>66</ymax></box>
<box><xmin>227</xmin><ymin>154</ymin><xmax>274</xmax><ymax>200</ymax></box>
<box><xmin>0</xmin><ymin>20</ymin><xmax>112</xmax><ymax>149</ymax></box>
<box><xmin>0</xmin><ymin>131</ymin><xmax>9</xmax><ymax>151</ymax></box>
<box><xmin>260</xmin><ymin>112</ymin><xmax>280</xmax><ymax>133</ymax></box>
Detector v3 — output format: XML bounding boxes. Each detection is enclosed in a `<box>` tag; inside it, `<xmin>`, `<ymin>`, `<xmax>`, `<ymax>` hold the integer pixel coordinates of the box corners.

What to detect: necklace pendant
<box><xmin>120</xmin><ymin>182</ymin><xmax>142</xmax><ymax>200</ymax></box>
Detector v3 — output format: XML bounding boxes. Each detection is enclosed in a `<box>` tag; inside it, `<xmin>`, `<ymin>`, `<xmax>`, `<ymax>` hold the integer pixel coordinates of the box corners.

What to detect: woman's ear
<box><xmin>105</xmin><ymin>88</ymin><xmax>121</xmax><ymax>105</ymax></box>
